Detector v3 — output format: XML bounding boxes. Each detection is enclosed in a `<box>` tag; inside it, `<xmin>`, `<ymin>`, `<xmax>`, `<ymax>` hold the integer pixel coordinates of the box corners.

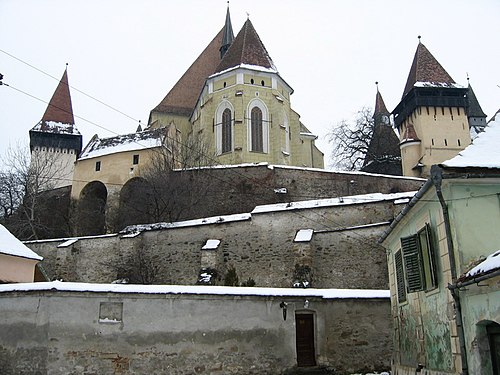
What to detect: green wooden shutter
<box><xmin>401</xmin><ymin>234</ymin><xmax>424</xmax><ymax>292</ymax></box>
<box><xmin>394</xmin><ymin>250</ymin><xmax>407</xmax><ymax>303</ymax></box>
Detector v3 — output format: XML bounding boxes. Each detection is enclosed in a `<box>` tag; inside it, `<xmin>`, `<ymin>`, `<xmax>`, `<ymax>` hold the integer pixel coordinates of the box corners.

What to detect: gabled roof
<box><xmin>214</xmin><ymin>19</ymin><xmax>277</xmax><ymax>75</ymax></box>
<box><xmin>31</xmin><ymin>69</ymin><xmax>80</xmax><ymax>135</ymax></box>
<box><xmin>402</xmin><ymin>40</ymin><xmax>456</xmax><ymax>99</ymax></box>
<box><xmin>466</xmin><ymin>83</ymin><xmax>487</xmax><ymax>118</ymax></box>
<box><xmin>0</xmin><ymin>224</ymin><xmax>42</xmax><ymax>261</ymax></box>
<box><xmin>79</xmin><ymin>128</ymin><xmax>165</xmax><ymax>160</ymax></box>
<box><xmin>152</xmin><ymin>28</ymin><xmax>225</xmax><ymax>117</ymax></box>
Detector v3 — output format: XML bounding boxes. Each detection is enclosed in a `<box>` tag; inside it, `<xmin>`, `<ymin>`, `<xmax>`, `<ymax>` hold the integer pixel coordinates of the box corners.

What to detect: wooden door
<box><xmin>295</xmin><ymin>313</ymin><xmax>316</xmax><ymax>367</ymax></box>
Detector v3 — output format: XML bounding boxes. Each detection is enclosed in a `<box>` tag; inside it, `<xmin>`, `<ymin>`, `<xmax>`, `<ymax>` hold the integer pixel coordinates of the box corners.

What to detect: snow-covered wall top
<box><xmin>0</xmin><ymin>280</ymin><xmax>390</xmax><ymax>299</ymax></box>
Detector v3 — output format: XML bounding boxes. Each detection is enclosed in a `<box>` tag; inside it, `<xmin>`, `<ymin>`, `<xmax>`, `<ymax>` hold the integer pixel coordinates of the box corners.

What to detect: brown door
<box><xmin>295</xmin><ymin>313</ymin><xmax>316</xmax><ymax>367</ymax></box>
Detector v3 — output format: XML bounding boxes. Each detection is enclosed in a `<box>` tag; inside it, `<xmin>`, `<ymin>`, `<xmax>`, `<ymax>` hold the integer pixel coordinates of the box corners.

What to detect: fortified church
<box><xmin>4</xmin><ymin>6</ymin><xmax>496</xmax><ymax>375</ymax></box>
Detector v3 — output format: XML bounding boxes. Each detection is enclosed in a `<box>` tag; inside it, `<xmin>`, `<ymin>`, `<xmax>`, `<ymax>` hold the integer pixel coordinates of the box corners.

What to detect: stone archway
<box><xmin>117</xmin><ymin>177</ymin><xmax>154</xmax><ymax>230</ymax></box>
<box><xmin>76</xmin><ymin>181</ymin><xmax>107</xmax><ymax>236</ymax></box>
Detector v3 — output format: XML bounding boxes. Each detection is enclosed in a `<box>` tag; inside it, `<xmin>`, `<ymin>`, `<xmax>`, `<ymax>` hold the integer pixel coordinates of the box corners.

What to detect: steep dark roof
<box><xmin>40</xmin><ymin>69</ymin><xmax>75</xmax><ymax>125</ymax></box>
<box><xmin>402</xmin><ymin>41</ymin><xmax>455</xmax><ymax>98</ymax></box>
<box><xmin>152</xmin><ymin>28</ymin><xmax>226</xmax><ymax>117</ymax></box>
<box><xmin>220</xmin><ymin>6</ymin><xmax>235</xmax><ymax>57</ymax></box>
<box><xmin>214</xmin><ymin>19</ymin><xmax>276</xmax><ymax>74</ymax></box>
<box><xmin>362</xmin><ymin>89</ymin><xmax>402</xmax><ymax>176</ymax></box>
<box><xmin>467</xmin><ymin>84</ymin><xmax>487</xmax><ymax>118</ymax></box>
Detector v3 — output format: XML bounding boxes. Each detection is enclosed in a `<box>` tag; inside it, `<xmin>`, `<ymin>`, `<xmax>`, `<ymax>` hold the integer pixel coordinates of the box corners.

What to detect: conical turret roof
<box><xmin>467</xmin><ymin>83</ymin><xmax>487</xmax><ymax>118</ymax></box>
<box><xmin>362</xmin><ymin>87</ymin><xmax>402</xmax><ymax>175</ymax></box>
<box><xmin>402</xmin><ymin>40</ymin><xmax>456</xmax><ymax>99</ymax></box>
<box><xmin>214</xmin><ymin>19</ymin><xmax>277</xmax><ymax>74</ymax></box>
<box><xmin>41</xmin><ymin>69</ymin><xmax>75</xmax><ymax>125</ymax></box>
<box><xmin>220</xmin><ymin>5</ymin><xmax>235</xmax><ymax>57</ymax></box>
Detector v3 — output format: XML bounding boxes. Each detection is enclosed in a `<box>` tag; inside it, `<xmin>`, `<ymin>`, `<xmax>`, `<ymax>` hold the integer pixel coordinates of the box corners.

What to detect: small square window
<box><xmin>95</xmin><ymin>161</ymin><xmax>101</xmax><ymax>171</ymax></box>
<box><xmin>99</xmin><ymin>302</ymin><xmax>123</xmax><ymax>323</ymax></box>
<box><xmin>133</xmin><ymin>154</ymin><xmax>139</xmax><ymax>165</ymax></box>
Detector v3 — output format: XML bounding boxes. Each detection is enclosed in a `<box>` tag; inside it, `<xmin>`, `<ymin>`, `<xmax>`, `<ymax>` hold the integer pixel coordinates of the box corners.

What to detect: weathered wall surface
<box><xmin>0</xmin><ymin>289</ymin><xmax>391</xmax><ymax>375</ymax></box>
<box><xmin>28</xmin><ymin>198</ymin><xmax>405</xmax><ymax>288</ymax></box>
<box><xmin>75</xmin><ymin>163</ymin><xmax>423</xmax><ymax>234</ymax></box>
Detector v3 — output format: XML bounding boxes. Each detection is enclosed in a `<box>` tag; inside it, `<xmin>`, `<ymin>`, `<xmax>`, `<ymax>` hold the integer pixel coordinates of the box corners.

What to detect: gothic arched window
<box><xmin>222</xmin><ymin>108</ymin><xmax>232</xmax><ymax>153</ymax></box>
<box><xmin>251</xmin><ymin>106</ymin><xmax>263</xmax><ymax>152</ymax></box>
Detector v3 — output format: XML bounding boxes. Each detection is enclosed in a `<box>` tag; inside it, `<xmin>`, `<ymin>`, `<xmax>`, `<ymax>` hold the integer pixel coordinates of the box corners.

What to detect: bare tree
<box><xmin>0</xmin><ymin>144</ymin><xmax>72</xmax><ymax>239</ymax></box>
<box><xmin>327</xmin><ymin>107</ymin><xmax>374</xmax><ymax>171</ymax></box>
<box><xmin>116</xmin><ymin>130</ymin><xmax>218</xmax><ymax>229</ymax></box>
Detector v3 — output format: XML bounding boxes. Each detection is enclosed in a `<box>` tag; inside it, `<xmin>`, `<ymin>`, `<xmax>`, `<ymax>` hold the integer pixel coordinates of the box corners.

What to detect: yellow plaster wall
<box><xmin>400</xmin><ymin>106</ymin><xmax>470</xmax><ymax>177</ymax></box>
<box><xmin>192</xmin><ymin>69</ymin><xmax>323</xmax><ymax>168</ymax></box>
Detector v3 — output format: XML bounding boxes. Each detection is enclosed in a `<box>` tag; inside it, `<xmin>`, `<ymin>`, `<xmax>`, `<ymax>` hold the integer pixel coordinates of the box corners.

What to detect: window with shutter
<box><xmin>401</xmin><ymin>234</ymin><xmax>425</xmax><ymax>292</ymax></box>
<box><xmin>394</xmin><ymin>249</ymin><xmax>407</xmax><ymax>303</ymax></box>
<box><xmin>400</xmin><ymin>224</ymin><xmax>438</xmax><ymax>294</ymax></box>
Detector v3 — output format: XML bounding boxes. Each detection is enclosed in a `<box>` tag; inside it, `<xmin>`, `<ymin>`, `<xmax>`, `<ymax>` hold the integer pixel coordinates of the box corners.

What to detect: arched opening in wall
<box><xmin>476</xmin><ymin>320</ymin><xmax>500</xmax><ymax>374</ymax></box>
<box><xmin>76</xmin><ymin>181</ymin><xmax>107</xmax><ymax>236</ymax></box>
<box><xmin>118</xmin><ymin>177</ymin><xmax>154</xmax><ymax>230</ymax></box>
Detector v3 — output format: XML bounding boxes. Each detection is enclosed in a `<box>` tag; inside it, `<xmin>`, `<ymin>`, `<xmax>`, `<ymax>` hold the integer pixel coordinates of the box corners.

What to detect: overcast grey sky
<box><xmin>1</xmin><ymin>0</ymin><xmax>499</xmax><ymax>167</ymax></box>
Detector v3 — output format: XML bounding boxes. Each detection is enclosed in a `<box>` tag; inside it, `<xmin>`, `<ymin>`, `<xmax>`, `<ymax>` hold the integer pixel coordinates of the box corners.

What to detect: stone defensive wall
<box><xmin>0</xmin><ymin>282</ymin><xmax>392</xmax><ymax>374</ymax></box>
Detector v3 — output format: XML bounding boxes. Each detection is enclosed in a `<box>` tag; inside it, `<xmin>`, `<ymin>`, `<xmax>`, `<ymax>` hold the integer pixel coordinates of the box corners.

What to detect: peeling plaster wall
<box><xmin>0</xmin><ymin>290</ymin><xmax>391</xmax><ymax>375</ymax></box>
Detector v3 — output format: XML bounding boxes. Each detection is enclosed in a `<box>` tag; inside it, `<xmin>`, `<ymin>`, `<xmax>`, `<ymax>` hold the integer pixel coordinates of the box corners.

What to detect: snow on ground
<box><xmin>0</xmin><ymin>280</ymin><xmax>390</xmax><ymax>299</ymax></box>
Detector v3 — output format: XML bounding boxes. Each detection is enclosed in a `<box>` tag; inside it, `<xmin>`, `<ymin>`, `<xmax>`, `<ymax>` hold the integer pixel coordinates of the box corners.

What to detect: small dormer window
<box><xmin>133</xmin><ymin>154</ymin><xmax>139</xmax><ymax>165</ymax></box>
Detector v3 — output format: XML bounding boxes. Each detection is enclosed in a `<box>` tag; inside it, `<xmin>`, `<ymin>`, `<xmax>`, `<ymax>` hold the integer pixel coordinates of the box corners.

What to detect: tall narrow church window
<box><xmin>95</xmin><ymin>161</ymin><xmax>101</xmax><ymax>172</ymax></box>
<box><xmin>222</xmin><ymin>108</ymin><xmax>232</xmax><ymax>153</ymax></box>
<box><xmin>251</xmin><ymin>107</ymin><xmax>264</xmax><ymax>152</ymax></box>
<box><xmin>133</xmin><ymin>154</ymin><xmax>139</xmax><ymax>165</ymax></box>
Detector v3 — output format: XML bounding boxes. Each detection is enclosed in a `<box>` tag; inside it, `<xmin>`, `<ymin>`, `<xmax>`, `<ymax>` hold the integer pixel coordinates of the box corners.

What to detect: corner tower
<box><xmin>466</xmin><ymin>81</ymin><xmax>487</xmax><ymax>138</ymax></box>
<box><xmin>191</xmin><ymin>18</ymin><xmax>324</xmax><ymax>168</ymax></box>
<box><xmin>361</xmin><ymin>84</ymin><xmax>402</xmax><ymax>175</ymax></box>
<box><xmin>393</xmin><ymin>38</ymin><xmax>470</xmax><ymax>178</ymax></box>
<box><xmin>29</xmin><ymin>68</ymin><xmax>82</xmax><ymax>189</ymax></box>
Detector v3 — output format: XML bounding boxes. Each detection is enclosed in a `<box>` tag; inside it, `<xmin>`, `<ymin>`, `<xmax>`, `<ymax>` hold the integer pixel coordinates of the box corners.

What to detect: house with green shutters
<box><xmin>380</xmin><ymin>111</ymin><xmax>500</xmax><ymax>375</ymax></box>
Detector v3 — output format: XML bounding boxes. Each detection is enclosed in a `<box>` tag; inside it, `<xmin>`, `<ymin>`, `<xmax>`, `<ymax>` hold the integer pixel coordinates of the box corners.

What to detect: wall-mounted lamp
<box><xmin>279</xmin><ymin>301</ymin><xmax>288</xmax><ymax>321</ymax></box>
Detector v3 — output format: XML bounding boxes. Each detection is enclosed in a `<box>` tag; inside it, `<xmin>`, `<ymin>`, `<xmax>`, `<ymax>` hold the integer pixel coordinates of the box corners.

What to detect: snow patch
<box><xmin>0</xmin><ymin>224</ymin><xmax>43</xmax><ymax>261</ymax></box>
<box><xmin>465</xmin><ymin>250</ymin><xmax>500</xmax><ymax>278</ymax></box>
<box><xmin>294</xmin><ymin>229</ymin><xmax>314</xmax><ymax>242</ymax></box>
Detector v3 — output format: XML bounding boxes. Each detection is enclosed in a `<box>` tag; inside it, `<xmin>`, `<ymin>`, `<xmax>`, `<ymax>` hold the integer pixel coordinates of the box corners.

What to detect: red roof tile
<box><xmin>402</xmin><ymin>41</ymin><xmax>455</xmax><ymax>99</ymax></box>
<box><xmin>214</xmin><ymin>19</ymin><xmax>276</xmax><ymax>74</ymax></box>
<box><xmin>41</xmin><ymin>69</ymin><xmax>75</xmax><ymax>125</ymax></box>
<box><xmin>153</xmin><ymin>28</ymin><xmax>226</xmax><ymax>116</ymax></box>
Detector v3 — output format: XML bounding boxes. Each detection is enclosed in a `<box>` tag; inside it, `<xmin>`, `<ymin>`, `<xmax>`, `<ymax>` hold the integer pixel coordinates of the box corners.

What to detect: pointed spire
<box><xmin>41</xmin><ymin>66</ymin><xmax>75</xmax><ymax>125</ymax></box>
<box><xmin>402</xmin><ymin>38</ymin><xmax>455</xmax><ymax>99</ymax></box>
<box><xmin>214</xmin><ymin>18</ymin><xmax>277</xmax><ymax>74</ymax></box>
<box><xmin>373</xmin><ymin>82</ymin><xmax>390</xmax><ymax>120</ymax></box>
<box><xmin>220</xmin><ymin>2</ymin><xmax>234</xmax><ymax>58</ymax></box>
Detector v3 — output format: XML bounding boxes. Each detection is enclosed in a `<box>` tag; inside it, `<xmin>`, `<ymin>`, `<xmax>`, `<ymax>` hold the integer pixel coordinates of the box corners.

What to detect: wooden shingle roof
<box><xmin>402</xmin><ymin>41</ymin><xmax>455</xmax><ymax>99</ymax></box>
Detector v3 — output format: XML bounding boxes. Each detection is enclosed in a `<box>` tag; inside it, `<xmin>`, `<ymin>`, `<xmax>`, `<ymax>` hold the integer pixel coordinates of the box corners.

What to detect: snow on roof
<box><xmin>414</xmin><ymin>81</ymin><xmax>464</xmax><ymax>89</ymax></box>
<box><xmin>0</xmin><ymin>280</ymin><xmax>390</xmax><ymax>299</ymax></box>
<box><xmin>294</xmin><ymin>229</ymin><xmax>314</xmax><ymax>242</ymax></box>
<box><xmin>79</xmin><ymin>129</ymin><xmax>164</xmax><ymax>160</ymax></box>
<box><xmin>443</xmin><ymin>112</ymin><xmax>500</xmax><ymax>168</ymax></box>
<box><xmin>252</xmin><ymin>191</ymin><xmax>417</xmax><ymax>214</ymax></box>
<box><xmin>465</xmin><ymin>250</ymin><xmax>500</xmax><ymax>278</ymax></box>
<box><xmin>31</xmin><ymin>120</ymin><xmax>81</xmax><ymax>135</ymax></box>
<box><xmin>209</xmin><ymin>63</ymin><xmax>278</xmax><ymax>79</ymax></box>
<box><xmin>121</xmin><ymin>213</ymin><xmax>252</xmax><ymax>235</ymax></box>
<box><xmin>202</xmin><ymin>239</ymin><xmax>220</xmax><ymax>250</ymax></box>
<box><xmin>0</xmin><ymin>225</ymin><xmax>42</xmax><ymax>261</ymax></box>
